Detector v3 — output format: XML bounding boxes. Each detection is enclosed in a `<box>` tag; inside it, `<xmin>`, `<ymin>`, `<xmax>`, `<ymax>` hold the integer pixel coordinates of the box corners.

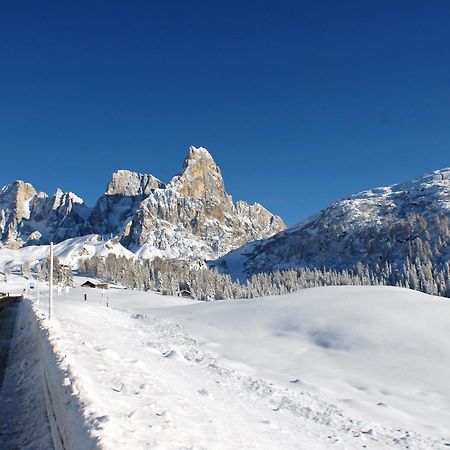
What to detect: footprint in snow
<box><xmin>161</xmin><ymin>349</ymin><xmax>176</xmax><ymax>358</ymax></box>
<box><xmin>111</xmin><ymin>382</ymin><xmax>124</xmax><ymax>393</ymax></box>
<box><xmin>128</xmin><ymin>359</ymin><xmax>147</xmax><ymax>370</ymax></box>
<box><xmin>154</xmin><ymin>410</ymin><xmax>173</xmax><ymax>424</ymax></box>
<box><xmin>94</xmin><ymin>415</ymin><xmax>110</xmax><ymax>429</ymax></box>
<box><xmin>161</xmin><ymin>349</ymin><xmax>187</xmax><ymax>362</ymax></box>
<box><xmin>94</xmin><ymin>346</ymin><xmax>120</xmax><ymax>361</ymax></box>
<box><xmin>197</xmin><ymin>388</ymin><xmax>210</xmax><ymax>397</ymax></box>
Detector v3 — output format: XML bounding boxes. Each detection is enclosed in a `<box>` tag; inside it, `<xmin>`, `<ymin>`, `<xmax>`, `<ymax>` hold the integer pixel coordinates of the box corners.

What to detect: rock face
<box><xmin>122</xmin><ymin>147</ymin><xmax>285</xmax><ymax>260</ymax></box>
<box><xmin>213</xmin><ymin>168</ymin><xmax>450</xmax><ymax>278</ymax></box>
<box><xmin>0</xmin><ymin>146</ymin><xmax>285</xmax><ymax>260</ymax></box>
<box><xmin>87</xmin><ymin>170</ymin><xmax>165</xmax><ymax>237</ymax></box>
<box><xmin>0</xmin><ymin>181</ymin><xmax>89</xmax><ymax>248</ymax></box>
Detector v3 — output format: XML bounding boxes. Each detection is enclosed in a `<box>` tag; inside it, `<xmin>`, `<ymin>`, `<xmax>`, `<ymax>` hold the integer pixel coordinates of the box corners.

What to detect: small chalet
<box><xmin>177</xmin><ymin>281</ymin><xmax>192</xmax><ymax>298</ymax></box>
<box><xmin>178</xmin><ymin>289</ymin><xmax>192</xmax><ymax>298</ymax></box>
<box><xmin>81</xmin><ymin>280</ymin><xmax>109</xmax><ymax>289</ymax></box>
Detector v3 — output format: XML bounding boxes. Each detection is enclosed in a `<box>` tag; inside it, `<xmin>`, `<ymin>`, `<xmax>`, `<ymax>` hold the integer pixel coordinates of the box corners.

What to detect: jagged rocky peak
<box><xmin>124</xmin><ymin>146</ymin><xmax>286</xmax><ymax>259</ymax></box>
<box><xmin>106</xmin><ymin>169</ymin><xmax>165</xmax><ymax>197</ymax></box>
<box><xmin>0</xmin><ymin>180</ymin><xmax>37</xmax><ymax>219</ymax></box>
<box><xmin>0</xmin><ymin>181</ymin><xmax>38</xmax><ymax>246</ymax></box>
<box><xmin>170</xmin><ymin>147</ymin><xmax>232</xmax><ymax>203</ymax></box>
<box><xmin>0</xmin><ymin>145</ymin><xmax>286</xmax><ymax>259</ymax></box>
<box><xmin>0</xmin><ymin>180</ymin><xmax>88</xmax><ymax>247</ymax></box>
<box><xmin>52</xmin><ymin>188</ymin><xmax>84</xmax><ymax>210</ymax></box>
<box><xmin>87</xmin><ymin>169</ymin><xmax>165</xmax><ymax>236</ymax></box>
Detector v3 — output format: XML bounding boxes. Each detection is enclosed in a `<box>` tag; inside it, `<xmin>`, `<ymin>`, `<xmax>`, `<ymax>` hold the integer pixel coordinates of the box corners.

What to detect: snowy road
<box><xmin>0</xmin><ymin>301</ymin><xmax>54</xmax><ymax>449</ymax></box>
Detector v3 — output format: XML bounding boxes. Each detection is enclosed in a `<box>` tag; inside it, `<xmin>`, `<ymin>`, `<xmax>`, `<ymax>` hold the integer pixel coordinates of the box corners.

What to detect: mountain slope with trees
<box><xmin>212</xmin><ymin>168</ymin><xmax>450</xmax><ymax>279</ymax></box>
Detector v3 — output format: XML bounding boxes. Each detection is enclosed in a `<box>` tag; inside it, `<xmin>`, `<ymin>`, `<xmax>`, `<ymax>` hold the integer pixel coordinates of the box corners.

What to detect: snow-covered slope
<box><xmin>213</xmin><ymin>167</ymin><xmax>450</xmax><ymax>278</ymax></box>
<box><xmin>0</xmin><ymin>146</ymin><xmax>285</xmax><ymax>262</ymax></box>
<box><xmin>0</xmin><ymin>234</ymin><xmax>134</xmax><ymax>272</ymax></box>
<box><xmin>13</xmin><ymin>281</ymin><xmax>450</xmax><ymax>448</ymax></box>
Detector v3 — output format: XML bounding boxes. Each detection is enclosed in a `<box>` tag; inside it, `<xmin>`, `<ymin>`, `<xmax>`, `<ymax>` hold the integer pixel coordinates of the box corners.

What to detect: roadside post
<box><xmin>49</xmin><ymin>242</ymin><xmax>54</xmax><ymax>320</ymax></box>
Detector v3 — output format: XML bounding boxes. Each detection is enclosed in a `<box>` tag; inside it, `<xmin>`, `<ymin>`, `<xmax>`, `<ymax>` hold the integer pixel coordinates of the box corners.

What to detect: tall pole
<box><xmin>49</xmin><ymin>242</ymin><xmax>54</xmax><ymax>320</ymax></box>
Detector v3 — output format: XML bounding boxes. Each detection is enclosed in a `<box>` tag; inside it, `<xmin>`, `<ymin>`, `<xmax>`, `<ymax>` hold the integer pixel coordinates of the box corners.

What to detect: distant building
<box><xmin>81</xmin><ymin>280</ymin><xmax>109</xmax><ymax>289</ymax></box>
<box><xmin>178</xmin><ymin>289</ymin><xmax>192</xmax><ymax>298</ymax></box>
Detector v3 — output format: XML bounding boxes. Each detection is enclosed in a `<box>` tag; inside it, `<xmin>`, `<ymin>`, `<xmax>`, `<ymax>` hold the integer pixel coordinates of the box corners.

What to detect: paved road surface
<box><xmin>0</xmin><ymin>301</ymin><xmax>54</xmax><ymax>449</ymax></box>
<box><xmin>0</xmin><ymin>300</ymin><xmax>19</xmax><ymax>390</ymax></box>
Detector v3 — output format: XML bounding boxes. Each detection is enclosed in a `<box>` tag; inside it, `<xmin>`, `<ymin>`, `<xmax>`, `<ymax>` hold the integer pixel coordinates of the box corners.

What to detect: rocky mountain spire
<box><xmin>169</xmin><ymin>146</ymin><xmax>233</xmax><ymax>210</ymax></box>
<box><xmin>123</xmin><ymin>146</ymin><xmax>285</xmax><ymax>258</ymax></box>
<box><xmin>0</xmin><ymin>146</ymin><xmax>285</xmax><ymax>259</ymax></box>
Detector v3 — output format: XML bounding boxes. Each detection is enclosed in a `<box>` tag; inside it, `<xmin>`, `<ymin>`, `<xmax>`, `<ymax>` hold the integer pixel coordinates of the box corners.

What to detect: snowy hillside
<box><xmin>0</xmin><ymin>235</ymin><xmax>133</xmax><ymax>272</ymax></box>
<box><xmin>0</xmin><ymin>146</ymin><xmax>285</xmax><ymax>262</ymax></box>
<box><xmin>213</xmin><ymin>168</ymin><xmax>450</xmax><ymax>279</ymax></box>
<box><xmin>7</xmin><ymin>279</ymin><xmax>449</xmax><ymax>449</ymax></box>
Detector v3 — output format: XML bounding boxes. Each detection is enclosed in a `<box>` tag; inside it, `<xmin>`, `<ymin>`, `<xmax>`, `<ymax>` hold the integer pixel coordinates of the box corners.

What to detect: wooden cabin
<box><xmin>178</xmin><ymin>289</ymin><xmax>192</xmax><ymax>298</ymax></box>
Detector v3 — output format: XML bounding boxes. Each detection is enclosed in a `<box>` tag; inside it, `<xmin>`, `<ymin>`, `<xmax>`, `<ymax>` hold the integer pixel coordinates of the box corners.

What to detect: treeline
<box><xmin>79</xmin><ymin>254</ymin><xmax>450</xmax><ymax>300</ymax></box>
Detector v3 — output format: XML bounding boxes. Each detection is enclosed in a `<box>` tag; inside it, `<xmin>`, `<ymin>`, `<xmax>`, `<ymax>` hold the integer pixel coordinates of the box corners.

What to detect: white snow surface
<box><xmin>5</xmin><ymin>277</ymin><xmax>448</xmax><ymax>449</ymax></box>
<box><xmin>0</xmin><ymin>235</ymin><xmax>134</xmax><ymax>271</ymax></box>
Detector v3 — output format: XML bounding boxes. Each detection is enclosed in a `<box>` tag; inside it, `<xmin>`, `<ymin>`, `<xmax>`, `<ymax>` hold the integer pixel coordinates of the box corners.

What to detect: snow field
<box><xmin>25</xmin><ymin>282</ymin><xmax>450</xmax><ymax>449</ymax></box>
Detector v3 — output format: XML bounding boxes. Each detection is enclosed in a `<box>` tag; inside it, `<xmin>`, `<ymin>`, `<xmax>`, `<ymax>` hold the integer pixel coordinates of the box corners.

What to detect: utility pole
<box><xmin>49</xmin><ymin>242</ymin><xmax>54</xmax><ymax>320</ymax></box>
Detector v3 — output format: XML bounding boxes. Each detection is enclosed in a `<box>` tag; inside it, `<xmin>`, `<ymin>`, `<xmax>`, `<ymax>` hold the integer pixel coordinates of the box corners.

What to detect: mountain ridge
<box><xmin>0</xmin><ymin>146</ymin><xmax>285</xmax><ymax>261</ymax></box>
<box><xmin>212</xmin><ymin>167</ymin><xmax>450</xmax><ymax>279</ymax></box>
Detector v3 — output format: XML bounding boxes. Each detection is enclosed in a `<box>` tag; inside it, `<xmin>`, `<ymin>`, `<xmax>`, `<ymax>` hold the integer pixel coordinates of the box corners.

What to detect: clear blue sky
<box><xmin>1</xmin><ymin>1</ymin><xmax>449</xmax><ymax>225</ymax></box>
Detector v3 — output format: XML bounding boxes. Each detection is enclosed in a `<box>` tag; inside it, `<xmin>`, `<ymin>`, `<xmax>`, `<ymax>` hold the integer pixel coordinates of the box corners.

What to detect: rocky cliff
<box><xmin>0</xmin><ymin>181</ymin><xmax>89</xmax><ymax>248</ymax></box>
<box><xmin>0</xmin><ymin>146</ymin><xmax>285</xmax><ymax>261</ymax></box>
<box><xmin>122</xmin><ymin>147</ymin><xmax>285</xmax><ymax>260</ymax></box>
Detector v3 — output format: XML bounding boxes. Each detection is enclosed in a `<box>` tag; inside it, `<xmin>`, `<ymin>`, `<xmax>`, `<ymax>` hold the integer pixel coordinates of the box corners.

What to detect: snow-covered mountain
<box><xmin>0</xmin><ymin>181</ymin><xmax>89</xmax><ymax>248</ymax></box>
<box><xmin>0</xmin><ymin>147</ymin><xmax>285</xmax><ymax>261</ymax></box>
<box><xmin>122</xmin><ymin>147</ymin><xmax>285</xmax><ymax>260</ymax></box>
<box><xmin>212</xmin><ymin>168</ymin><xmax>450</xmax><ymax>279</ymax></box>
